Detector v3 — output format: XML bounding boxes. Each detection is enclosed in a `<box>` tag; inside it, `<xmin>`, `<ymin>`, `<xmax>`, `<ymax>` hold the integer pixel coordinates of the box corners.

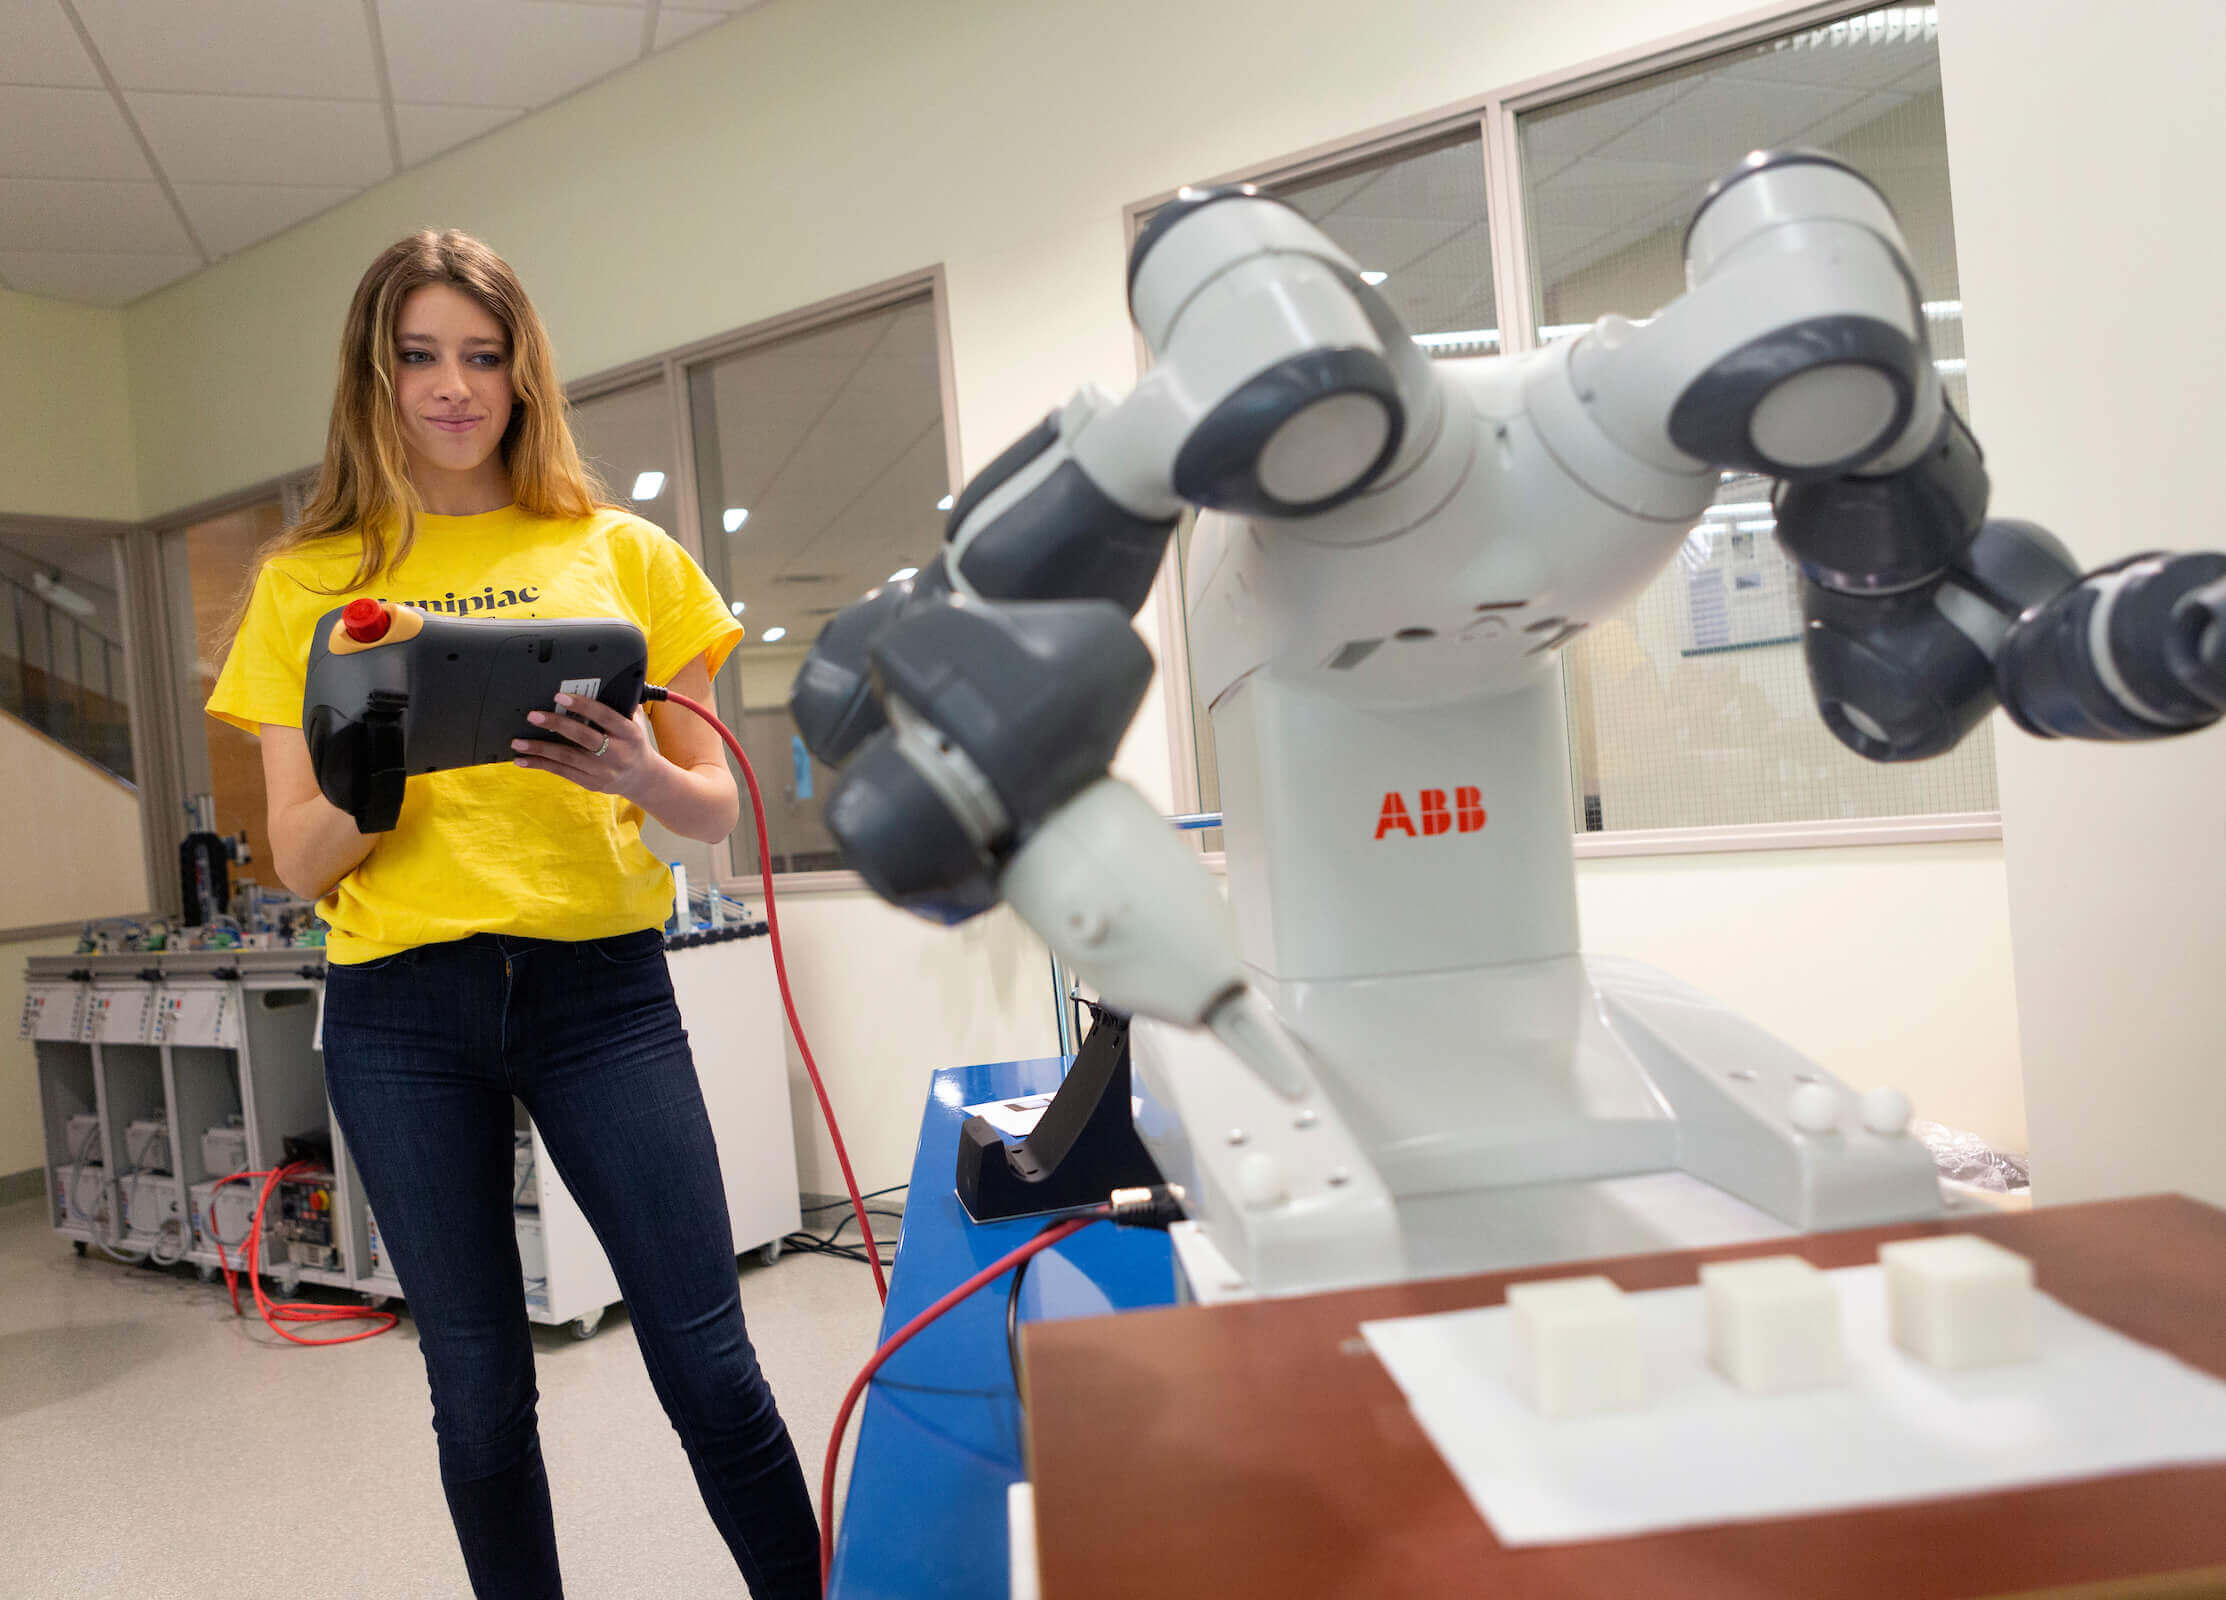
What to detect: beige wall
<box><xmin>44</xmin><ymin>0</ymin><xmax>2205</xmax><ymax>1198</ymax></box>
<box><xmin>1577</xmin><ymin>841</ymin><xmax>2024</xmax><ymax>1153</ymax></box>
<box><xmin>0</xmin><ymin>713</ymin><xmax>146</xmax><ymax>930</ymax></box>
<box><xmin>114</xmin><ymin>0</ymin><xmax>1772</xmax><ymax>813</ymax></box>
<box><xmin>0</xmin><ymin>935</ymin><xmax>86</xmax><ymax>1178</ymax></box>
<box><xmin>1942</xmin><ymin>0</ymin><xmax>2226</xmax><ymax>1208</ymax></box>
<box><xmin>772</xmin><ymin>894</ymin><xmax>1059</xmax><ymax>1194</ymax></box>
<box><xmin>0</xmin><ymin>288</ymin><xmax>139</xmax><ymax>525</ymax></box>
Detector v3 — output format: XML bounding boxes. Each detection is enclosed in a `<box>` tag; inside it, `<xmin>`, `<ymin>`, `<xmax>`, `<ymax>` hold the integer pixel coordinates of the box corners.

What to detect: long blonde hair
<box><xmin>233</xmin><ymin>230</ymin><xmax>604</xmax><ymax>623</ymax></box>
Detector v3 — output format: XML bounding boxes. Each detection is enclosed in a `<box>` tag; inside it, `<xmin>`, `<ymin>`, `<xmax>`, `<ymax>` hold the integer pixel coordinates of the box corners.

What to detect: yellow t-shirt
<box><xmin>207</xmin><ymin>504</ymin><xmax>744</xmax><ymax>965</ymax></box>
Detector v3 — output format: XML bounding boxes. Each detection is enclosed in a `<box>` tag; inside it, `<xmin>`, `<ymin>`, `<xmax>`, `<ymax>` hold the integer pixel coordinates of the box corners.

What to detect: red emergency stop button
<box><xmin>343</xmin><ymin>598</ymin><xmax>391</xmax><ymax>642</ymax></box>
<box><xmin>311</xmin><ymin>1190</ymin><xmax>329</xmax><ymax>1212</ymax></box>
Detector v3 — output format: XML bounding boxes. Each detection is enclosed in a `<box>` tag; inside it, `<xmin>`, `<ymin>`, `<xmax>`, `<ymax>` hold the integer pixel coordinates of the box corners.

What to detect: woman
<box><xmin>208</xmin><ymin>230</ymin><xmax>820</xmax><ymax>1599</ymax></box>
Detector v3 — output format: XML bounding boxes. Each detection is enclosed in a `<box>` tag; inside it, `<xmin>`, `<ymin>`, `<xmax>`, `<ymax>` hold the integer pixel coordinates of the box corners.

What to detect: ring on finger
<box><xmin>594</xmin><ymin>733</ymin><xmax>611</xmax><ymax>757</ymax></box>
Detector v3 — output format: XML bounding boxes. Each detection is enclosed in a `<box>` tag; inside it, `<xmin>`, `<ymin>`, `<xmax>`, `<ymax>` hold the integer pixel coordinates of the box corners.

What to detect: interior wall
<box><xmin>83</xmin><ymin>0</ymin><xmax>2126</xmax><ymax>1195</ymax></box>
<box><xmin>0</xmin><ymin>713</ymin><xmax>146</xmax><ymax>931</ymax></box>
<box><xmin>773</xmin><ymin>893</ymin><xmax>1060</xmax><ymax>1195</ymax></box>
<box><xmin>1941</xmin><ymin>0</ymin><xmax>2226</xmax><ymax>1208</ymax></box>
<box><xmin>116</xmin><ymin>0</ymin><xmax>1776</xmax><ymax>817</ymax></box>
<box><xmin>1576</xmin><ymin>841</ymin><xmax>2024</xmax><ymax>1153</ymax></box>
<box><xmin>0</xmin><ymin>289</ymin><xmax>139</xmax><ymax>525</ymax></box>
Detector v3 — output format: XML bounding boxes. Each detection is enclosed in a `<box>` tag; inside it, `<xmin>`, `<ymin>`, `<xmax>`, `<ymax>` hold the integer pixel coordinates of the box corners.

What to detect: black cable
<box><xmin>780</xmin><ymin>1206</ymin><xmax>904</xmax><ymax>1265</ymax></box>
<box><xmin>1004</xmin><ymin>1217</ymin><xmax>1072</xmax><ymax>1411</ymax></box>
<box><xmin>1005</xmin><ymin>1253</ymin><xmax>1030</xmax><ymax>1405</ymax></box>
<box><xmin>799</xmin><ymin>1183</ymin><xmax>907</xmax><ymax>1214</ymax></box>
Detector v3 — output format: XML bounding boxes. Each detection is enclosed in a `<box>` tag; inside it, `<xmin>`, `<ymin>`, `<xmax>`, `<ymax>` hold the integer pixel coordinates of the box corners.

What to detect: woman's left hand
<box><xmin>512</xmin><ymin>692</ymin><xmax>661</xmax><ymax>800</ymax></box>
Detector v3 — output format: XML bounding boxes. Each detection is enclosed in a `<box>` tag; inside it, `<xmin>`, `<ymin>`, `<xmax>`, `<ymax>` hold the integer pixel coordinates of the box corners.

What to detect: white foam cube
<box><xmin>1700</xmin><ymin>1255</ymin><xmax>1844</xmax><ymax>1392</ymax></box>
<box><xmin>1506</xmin><ymin>1275</ymin><xmax>1644</xmax><ymax>1417</ymax></box>
<box><xmin>1880</xmin><ymin>1233</ymin><xmax>2037</xmax><ymax>1369</ymax></box>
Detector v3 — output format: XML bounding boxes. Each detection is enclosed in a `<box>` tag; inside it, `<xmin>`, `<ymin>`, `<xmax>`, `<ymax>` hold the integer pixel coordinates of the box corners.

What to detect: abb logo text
<box><xmin>1374</xmin><ymin>787</ymin><xmax>1486</xmax><ymax>839</ymax></box>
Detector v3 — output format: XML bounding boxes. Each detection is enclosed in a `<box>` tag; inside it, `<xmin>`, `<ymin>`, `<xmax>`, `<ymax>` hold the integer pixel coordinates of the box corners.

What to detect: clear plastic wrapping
<box><xmin>1912</xmin><ymin>1118</ymin><xmax>2030</xmax><ymax>1192</ymax></box>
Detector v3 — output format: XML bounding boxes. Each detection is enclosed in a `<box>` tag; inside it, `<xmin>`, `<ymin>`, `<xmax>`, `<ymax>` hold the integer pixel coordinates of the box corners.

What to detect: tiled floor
<box><xmin>0</xmin><ymin>1195</ymin><xmax>889</xmax><ymax>1597</ymax></box>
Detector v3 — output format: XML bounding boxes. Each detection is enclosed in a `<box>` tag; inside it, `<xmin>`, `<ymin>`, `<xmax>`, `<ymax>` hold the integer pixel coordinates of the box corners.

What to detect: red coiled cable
<box><xmin>203</xmin><ymin>1162</ymin><xmax>399</xmax><ymax>1345</ymax></box>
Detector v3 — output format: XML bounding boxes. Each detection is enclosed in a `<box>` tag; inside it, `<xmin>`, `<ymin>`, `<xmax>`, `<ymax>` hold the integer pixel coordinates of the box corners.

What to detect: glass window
<box><xmin>684</xmin><ymin>295</ymin><xmax>953</xmax><ymax>875</ymax></box>
<box><xmin>570</xmin><ymin>375</ymin><xmax>687</xmax><ymax>540</ymax></box>
<box><xmin>565</xmin><ymin>375</ymin><xmax>721</xmax><ymax>886</ymax></box>
<box><xmin>0</xmin><ymin>527</ymin><xmax>133</xmax><ymax>783</ymax></box>
<box><xmin>1281</xmin><ymin>128</ymin><xmax>1498</xmax><ymax>350</ymax></box>
<box><xmin>1520</xmin><ymin>5</ymin><xmax>1988</xmax><ymax>830</ymax></box>
<box><xmin>1164</xmin><ymin>129</ymin><xmax>1501</xmax><ymax>846</ymax></box>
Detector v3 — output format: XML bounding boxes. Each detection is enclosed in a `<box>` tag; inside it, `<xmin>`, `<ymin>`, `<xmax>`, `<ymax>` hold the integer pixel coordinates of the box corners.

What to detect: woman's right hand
<box><xmin>261</xmin><ymin>723</ymin><xmax>384</xmax><ymax>900</ymax></box>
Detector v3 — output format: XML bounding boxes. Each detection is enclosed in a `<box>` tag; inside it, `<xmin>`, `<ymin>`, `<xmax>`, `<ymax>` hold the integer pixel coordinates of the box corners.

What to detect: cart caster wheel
<box><xmin>276</xmin><ymin>1266</ymin><xmax>302</xmax><ymax>1297</ymax></box>
<box><xmin>73</xmin><ymin>1240</ymin><xmax>87</xmax><ymax>1258</ymax></box>
<box><xmin>570</xmin><ymin>1310</ymin><xmax>604</xmax><ymax>1340</ymax></box>
<box><xmin>197</xmin><ymin>1263</ymin><xmax>219</xmax><ymax>1283</ymax></box>
<box><xmin>363</xmin><ymin>1293</ymin><xmax>391</xmax><ymax>1312</ymax></box>
<box><xmin>759</xmin><ymin>1238</ymin><xmax>783</xmax><ymax>1267</ymax></box>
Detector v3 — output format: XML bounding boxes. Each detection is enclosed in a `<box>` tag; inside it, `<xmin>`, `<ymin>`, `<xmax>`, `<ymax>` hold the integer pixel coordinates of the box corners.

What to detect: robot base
<box><xmin>1132</xmin><ymin>953</ymin><xmax>1942</xmax><ymax>1299</ymax></box>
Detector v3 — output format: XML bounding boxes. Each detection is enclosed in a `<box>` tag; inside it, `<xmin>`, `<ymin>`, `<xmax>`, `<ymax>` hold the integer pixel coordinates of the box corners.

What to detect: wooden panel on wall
<box><xmin>184</xmin><ymin>501</ymin><xmax>284</xmax><ymax>878</ymax></box>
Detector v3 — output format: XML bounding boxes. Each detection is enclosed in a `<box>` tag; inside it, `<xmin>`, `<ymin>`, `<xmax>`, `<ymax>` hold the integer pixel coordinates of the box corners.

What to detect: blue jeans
<box><xmin>323</xmin><ymin>930</ymin><xmax>819</xmax><ymax>1599</ymax></box>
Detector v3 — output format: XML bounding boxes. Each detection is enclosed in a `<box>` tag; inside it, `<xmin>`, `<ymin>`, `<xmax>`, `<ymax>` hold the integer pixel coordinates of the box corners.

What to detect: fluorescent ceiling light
<box><xmin>1733</xmin><ymin>519</ymin><xmax>1778</xmax><ymax>532</ymax></box>
<box><xmin>889</xmin><ymin>567</ymin><xmax>919</xmax><ymax>583</ymax></box>
<box><xmin>1407</xmin><ymin>305</ymin><xmax>1958</xmax><ymax>360</ymax></box>
<box><xmin>630</xmin><ymin>470</ymin><xmax>666</xmax><ymax>501</ymax></box>
<box><xmin>729</xmin><ymin>600</ymin><xmax>746</xmax><ymax>616</ymax></box>
<box><xmin>761</xmin><ymin>626</ymin><xmax>787</xmax><ymax>643</ymax></box>
<box><xmin>31</xmin><ymin>571</ymin><xmax>96</xmax><ymax>619</ymax></box>
<box><xmin>1705</xmin><ymin>501</ymin><xmax>1776</xmax><ymax>517</ymax></box>
<box><xmin>936</xmin><ymin>494</ymin><xmax>954</xmax><ymax>512</ymax></box>
<box><xmin>1360</xmin><ymin>270</ymin><xmax>1389</xmax><ymax>286</ymax></box>
<box><xmin>723</xmin><ymin>507</ymin><xmax>750</xmax><ymax>532</ymax></box>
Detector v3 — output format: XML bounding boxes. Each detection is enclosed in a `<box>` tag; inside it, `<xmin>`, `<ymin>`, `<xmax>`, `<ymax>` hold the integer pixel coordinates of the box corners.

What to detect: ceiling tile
<box><xmin>1520</xmin><ymin>79</ymin><xmax>1691</xmax><ymax>186</ymax></box>
<box><xmin>654</xmin><ymin>8</ymin><xmax>727</xmax><ymax>51</ymax></box>
<box><xmin>1593</xmin><ymin>77</ymin><xmax>1867</xmax><ymax>171</ymax></box>
<box><xmin>378</xmin><ymin>0</ymin><xmax>642</xmax><ymax>109</ymax></box>
<box><xmin>0</xmin><ymin>249</ymin><xmax>201</xmax><ymax>305</ymax></box>
<box><xmin>72</xmin><ymin>0</ymin><xmax>380</xmax><ymax>99</ymax></box>
<box><xmin>0</xmin><ymin>2</ymin><xmax>101</xmax><ymax>87</ymax></box>
<box><xmin>127</xmin><ymin>92</ymin><xmax>393</xmax><ymax>185</ymax></box>
<box><xmin>394</xmin><ymin>101</ymin><xmax>524</xmax><ymax>166</ymax></box>
<box><xmin>174</xmin><ymin>181</ymin><xmax>362</xmax><ymax>257</ymax></box>
<box><xmin>0</xmin><ymin>86</ymin><xmax>151</xmax><ymax>181</ymax></box>
<box><xmin>0</xmin><ymin>177</ymin><xmax>193</xmax><ymax>253</ymax></box>
<box><xmin>1723</xmin><ymin>33</ymin><xmax>1936</xmax><ymax>94</ymax></box>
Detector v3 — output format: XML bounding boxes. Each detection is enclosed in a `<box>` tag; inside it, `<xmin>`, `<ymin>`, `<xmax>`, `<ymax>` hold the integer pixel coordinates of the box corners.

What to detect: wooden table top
<box><xmin>1023</xmin><ymin>1195</ymin><xmax>2226</xmax><ymax>1600</ymax></box>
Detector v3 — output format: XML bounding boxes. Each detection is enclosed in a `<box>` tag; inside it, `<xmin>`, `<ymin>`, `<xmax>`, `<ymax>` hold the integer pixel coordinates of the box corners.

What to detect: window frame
<box><xmin>140</xmin><ymin>267</ymin><xmax>963</xmax><ymax>908</ymax></box>
<box><xmin>1125</xmin><ymin>0</ymin><xmax>1997</xmax><ymax>860</ymax></box>
<box><xmin>532</xmin><ymin>265</ymin><xmax>966</xmax><ymax>897</ymax></box>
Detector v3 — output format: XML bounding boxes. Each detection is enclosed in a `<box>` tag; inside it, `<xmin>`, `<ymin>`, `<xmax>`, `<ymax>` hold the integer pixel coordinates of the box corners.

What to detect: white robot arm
<box><xmin>1554</xmin><ymin>150</ymin><xmax>2226</xmax><ymax>753</ymax></box>
<box><xmin>792</xmin><ymin>149</ymin><xmax>2226</xmax><ymax>1291</ymax></box>
<box><xmin>790</xmin><ymin>184</ymin><xmax>1437</xmax><ymax>1084</ymax></box>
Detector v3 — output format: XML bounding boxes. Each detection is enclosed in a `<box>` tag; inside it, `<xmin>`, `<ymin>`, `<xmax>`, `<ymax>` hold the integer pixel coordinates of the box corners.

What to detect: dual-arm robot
<box><xmin>792</xmin><ymin>150</ymin><xmax>2226</xmax><ymax>1295</ymax></box>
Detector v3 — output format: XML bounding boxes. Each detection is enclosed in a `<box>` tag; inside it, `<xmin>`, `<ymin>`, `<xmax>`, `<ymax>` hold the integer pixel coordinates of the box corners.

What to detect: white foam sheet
<box><xmin>1360</xmin><ymin>1265</ymin><xmax>2226</xmax><ymax>1547</ymax></box>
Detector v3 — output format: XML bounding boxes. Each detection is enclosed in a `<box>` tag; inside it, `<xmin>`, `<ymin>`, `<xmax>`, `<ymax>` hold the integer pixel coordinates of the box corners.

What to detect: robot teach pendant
<box><xmin>302</xmin><ymin>602</ymin><xmax>648</xmax><ymax>832</ymax></box>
